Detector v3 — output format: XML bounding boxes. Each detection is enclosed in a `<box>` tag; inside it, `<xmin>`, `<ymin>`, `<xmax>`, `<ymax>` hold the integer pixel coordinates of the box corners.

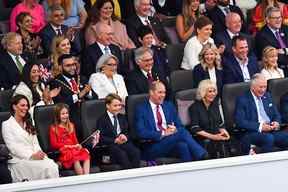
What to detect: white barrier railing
<box><xmin>1</xmin><ymin>151</ymin><xmax>288</xmax><ymax>192</ymax></box>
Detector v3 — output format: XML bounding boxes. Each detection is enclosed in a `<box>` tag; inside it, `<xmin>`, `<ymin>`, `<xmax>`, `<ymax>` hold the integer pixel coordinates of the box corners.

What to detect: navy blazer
<box><xmin>96</xmin><ymin>112</ymin><xmax>129</xmax><ymax>145</ymax></box>
<box><xmin>222</xmin><ymin>54</ymin><xmax>259</xmax><ymax>84</ymax></box>
<box><xmin>0</xmin><ymin>51</ymin><xmax>29</xmax><ymax>89</ymax></box>
<box><xmin>39</xmin><ymin>24</ymin><xmax>68</xmax><ymax>57</ymax></box>
<box><xmin>81</xmin><ymin>42</ymin><xmax>123</xmax><ymax>78</ymax></box>
<box><xmin>135</xmin><ymin>99</ymin><xmax>184</xmax><ymax>141</ymax></box>
<box><xmin>192</xmin><ymin>64</ymin><xmax>223</xmax><ymax>94</ymax></box>
<box><xmin>214</xmin><ymin>30</ymin><xmax>254</xmax><ymax>57</ymax></box>
<box><xmin>235</xmin><ymin>91</ymin><xmax>281</xmax><ymax>132</ymax></box>
<box><xmin>207</xmin><ymin>5</ymin><xmax>247</xmax><ymax>37</ymax></box>
<box><xmin>125</xmin><ymin>14</ymin><xmax>170</xmax><ymax>47</ymax></box>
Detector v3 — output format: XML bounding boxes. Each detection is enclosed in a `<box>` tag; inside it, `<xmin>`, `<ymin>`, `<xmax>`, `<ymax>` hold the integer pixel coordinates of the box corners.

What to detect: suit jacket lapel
<box><xmin>145</xmin><ymin>100</ymin><xmax>158</xmax><ymax>131</ymax></box>
<box><xmin>104</xmin><ymin>112</ymin><xmax>117</xmax><ymax>136</ymax></box>
<box><xmin>232</xmin><ymin>56</ymin><xmax>244</xmax><ymax>81</ymax></box>
<box><xmin>247</xmin><ymin>91</ymin><xmax>258</xmax><ymax>120</ymax></box>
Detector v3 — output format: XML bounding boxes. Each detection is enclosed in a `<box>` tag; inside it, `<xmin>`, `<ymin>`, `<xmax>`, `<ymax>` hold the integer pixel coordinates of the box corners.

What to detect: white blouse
<box><xmin>261</xmin><ymin>68</ymin><xmax>284</xmax><ymax>80</ymax></box>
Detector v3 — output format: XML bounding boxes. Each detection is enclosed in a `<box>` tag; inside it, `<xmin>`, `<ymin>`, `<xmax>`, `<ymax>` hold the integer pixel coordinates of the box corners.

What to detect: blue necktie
<box><xmin>257</xmin><ymin>97</ymin><xmax>270</xmax><ymax>123</ymax></box>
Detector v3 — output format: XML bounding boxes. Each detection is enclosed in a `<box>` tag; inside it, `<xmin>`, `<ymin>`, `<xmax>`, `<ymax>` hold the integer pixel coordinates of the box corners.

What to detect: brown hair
<box><xmin>194</xmin><ymin>16</ymin><xmax>213</xmax><ymax>35</ymax></box>
<box><xmin>105</xmin><ymin>93</ymin><xmax>122</xmax><ymax>105</ymax></box>
<box><xmin>182</xmin><ymin>0</ymin><xmax>199</xmax><ymax>31</ymax></box>
<box><xmin>10</xmin><ymin>95</ymin><xmax>36</xmax><ymax>135</ymax></box>
<box><xmin>53</xmin><ymin>103</ymin><xmax>74</xmax><ymax>136</ymax></box>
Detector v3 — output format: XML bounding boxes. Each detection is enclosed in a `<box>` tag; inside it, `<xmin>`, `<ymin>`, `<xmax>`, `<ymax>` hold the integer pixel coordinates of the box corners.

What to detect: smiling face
<box><xmin>136</xmin><ymin>51</ymin><xmax>154</xmax><ymax>72</ymax></box>
<box><xmin>100</xmin><ymin>1</ymin><xmax>114</xmax><ymax>20</ymax></box>
<box><xmin>136</xmin><ymin>0</ymin><xmax>151</xmax><ymax>17</ymax></box>
<box><xmin>102</xmin><ymin>57</ymin><xmax>118</xmax><ymax>78</ymax></box>
<box><xmin>203</xmin><ymin>87</ymin><xmax>217</xmax><ymax>104</ymax></box>
<box><xmin>251</xmin><ymin>77</ymin><xmax>267</xmax><ymax>98</ymax></box>
<box><xmin>13</xmin><ymin>98</ymin><xmax>29</xmax><ymax>119</ymax></box>
<box><xmin>149</xmin><ymin>82</ymin><xmax>166</xmax><ymax>105</ymax></box>
<box><xmin>139</xmin><ymin>33</ymin><xmax>154</xmax><ymax>48</ymax></box>
<box><xmin>203</xmin><ymin>48</ymin><xmax>216</xmax><ymax>67</ymax></box>
<box><xmin>19</xmin><ymin>15</ymin><xmax>33</xmax><ymax>32</ymax></box>
<box><xmin>7</xmin><ymin>35</ymin><xmax>23</xmax><ymax>55</ymax></box>
<box><xmin>106</xmin><ymin>98</ymin><xmax>122</xmax><ymax>115</ymax></box>
<box><xmin>266</xmin><ymin>10</ymin><xmax>282</xmax><ymax>30</ymax></box>
<box><xmin>50</xmin><ymin>9</ymin><xmax>65</xmax><ymax>27</ymax></box>
<box><xmin>58</xmin><ymin>38</ymin><xmax>71</xmax><ymax>54</ymax></box>
<box><xmin>30</xmin><ymin>64</ymin><xmax>40</xmax><ymax>83</ymax></box>
<box><xmin>190</xmin><ymin>0</ymin><xmax>200</xmax><ymax>12</ymax></box>
<box><xmin>197</xmin><ymin>24</ymin><xmax>213</xmax><ymax>41</ymax></box>
<box><xmin>232</xmin><ymin>39</ymin><xmax>249</xmax><ymax>61</ymax></box>
<box><xmin>59</xmin><ymin>107</ymin><xmax>69</xmax><ymax>124</ymax></box>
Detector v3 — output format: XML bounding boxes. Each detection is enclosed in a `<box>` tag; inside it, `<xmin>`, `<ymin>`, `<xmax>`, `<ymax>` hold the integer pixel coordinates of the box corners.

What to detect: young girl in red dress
<box><xmin>49</xmin><ymin>103</ymin><xmax>91</xmax><ymax>175</ymax></box>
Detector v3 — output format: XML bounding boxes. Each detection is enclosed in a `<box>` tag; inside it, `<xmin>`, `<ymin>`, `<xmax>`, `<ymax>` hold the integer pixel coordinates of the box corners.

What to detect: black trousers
<box><xmin>109</xmin><ymin>142</ymin><xmax>141</xmax><ymax>169</ymax></box>
<box><xmin>0</xmin><ymin>162</ymin><xmax>12</xmax><ymax>184</ymax></box>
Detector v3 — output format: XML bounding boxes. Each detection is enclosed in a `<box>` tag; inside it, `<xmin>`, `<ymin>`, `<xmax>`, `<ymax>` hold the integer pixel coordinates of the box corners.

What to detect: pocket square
<box><xmin>269</xmin><ymin>103</ymin><xmax>273</xmax><ymax>107</ymax></box>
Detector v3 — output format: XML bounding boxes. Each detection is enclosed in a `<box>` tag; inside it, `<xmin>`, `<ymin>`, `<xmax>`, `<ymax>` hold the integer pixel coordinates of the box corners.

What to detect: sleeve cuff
<box><xmin>72</xmin><ymin>94</ymin><xmax>79</xmax><ymax>103</ymax></box>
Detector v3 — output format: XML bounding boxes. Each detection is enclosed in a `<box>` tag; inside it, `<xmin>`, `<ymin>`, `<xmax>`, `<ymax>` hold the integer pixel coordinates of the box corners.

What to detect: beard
<box><xmin>62</xmin><ymin>70</ymin><xmax>76</xmax><ymax>79</ymax></box>
<box><xmin>218</xmin><ymin>0</ymin><xmax>229</xmax><ymax>7</ymax></box>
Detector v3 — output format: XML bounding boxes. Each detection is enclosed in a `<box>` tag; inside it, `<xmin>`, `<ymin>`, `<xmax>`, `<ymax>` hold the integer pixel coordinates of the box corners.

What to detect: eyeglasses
<box><xmin>269</xmin><ymin>16</ymin><xmax>282</xmax><ymax>20</ymax></box>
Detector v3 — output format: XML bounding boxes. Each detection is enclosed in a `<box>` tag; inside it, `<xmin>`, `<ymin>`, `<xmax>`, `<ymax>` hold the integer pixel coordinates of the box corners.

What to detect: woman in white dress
<box><xmin>2</xmin><ymin>95</ymin><xmax>59</xmax><ymax>182</ymax></box>
<box><xmin>89</xmin><ymin>54</ymin><xmax>128</xmax><ymax>101</ymax></box>
<box><xmin>260</xmin><ymin>46</ymin><xmax>284</xmax><ymax>80</ymax></box>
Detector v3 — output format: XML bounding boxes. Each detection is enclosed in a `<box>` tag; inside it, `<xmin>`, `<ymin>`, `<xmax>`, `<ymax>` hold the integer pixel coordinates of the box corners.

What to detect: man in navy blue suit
<box><xmin>235</xmin><ymin>73</ymin><xmax>288</xmax><ymax>154</ymax></box>
<box><xmin>223</xmin><ymin>35</ymin><xmax>259</xmax><ymax>84</ymax></box>
<box><xmin>135</xmin><ymin>81</ymin><xmax>207</xmax><ymax>162</ymax></box>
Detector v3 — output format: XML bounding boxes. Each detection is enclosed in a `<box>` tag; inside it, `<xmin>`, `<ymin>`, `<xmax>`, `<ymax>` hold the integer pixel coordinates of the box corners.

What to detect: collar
<box><xmin>7</xmin><ymin>51</ymin><xmax>19</xmax><ymax>59</ymax></box>
<box><xmin>226</xmin><ymin>29</ymin><xmax>239</xmax><ymax>39</ymax></box>
<box><xmin>107</xmin><ymin>110</ymin><xmax>117</xmax><ymax>119</ymax></box>
<box><xmin>63</xmin><ymin>75</ymin><xmax>73</xmax><ymax>83</ymax></box>
<box><xmin>138</xmin><ymin>15</ymin><xmax>149</xmax><ymax>25</ymax></box>
<box><xmin>97</xmin><ymin>42</ymin><xmax>109</xmax><ymax>52</ymax></box>
<box><xmin>218</xmin><ymin>5</ymin><xmax>230</xmax><ymax>12</ymax></box>
<box><xmin>235</xmin><ymin>56</ymin><xmax>249</xmax><ymax>66</ymax></box>
<box><xmin>140</xmin><ymin>69</ymin><xmax>151</xmax><ymax>77</ymax></box>
<box><xmin>50</xmin><ymin>23</ymin><xmax>61</xmax><ymax>31</ymax></box>
<box><xmin>268</xmin><ymin>26</ymin><xmax>281</xmax><ymax>35</ymax></box>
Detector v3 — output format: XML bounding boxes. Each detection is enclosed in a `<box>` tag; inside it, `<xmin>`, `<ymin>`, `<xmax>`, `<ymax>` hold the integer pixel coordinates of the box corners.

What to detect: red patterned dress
<box><xmin>49</xmin><ymin>124</ymin><xmax>90</xmax><ymax>169</ymax></box>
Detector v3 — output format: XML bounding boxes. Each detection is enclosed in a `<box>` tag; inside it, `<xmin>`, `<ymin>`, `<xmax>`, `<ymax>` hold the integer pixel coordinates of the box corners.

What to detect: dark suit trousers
<box><xmin>241</xmin><ymin>131</ymin><xmax>288</xmax><ymax>154</ymax></box>
<box><xmin>109</xmin><ymin>141</ymin><xmax>141</xmax><ymax>169</ymax></box>
<box><xmin>143</xmin><ymin>129</ymin><xmax>206</xmax><ymax>162</ymax></box>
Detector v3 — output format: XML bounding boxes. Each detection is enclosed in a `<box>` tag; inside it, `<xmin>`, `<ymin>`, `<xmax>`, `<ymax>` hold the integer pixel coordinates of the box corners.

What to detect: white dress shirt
<box><xmin>107</xmin><ymin>111</ymin><xmax>121</xmax><ymax>135</ymax></box>
<box><xmin>235</xmin><ymin>57</ymin><xmax>251</xmax><ymax>82</ymax></box>
<box><xmin>149</xmin><ymin>100</ymin><xmax>167</xmax><ymax>134</ymax></box>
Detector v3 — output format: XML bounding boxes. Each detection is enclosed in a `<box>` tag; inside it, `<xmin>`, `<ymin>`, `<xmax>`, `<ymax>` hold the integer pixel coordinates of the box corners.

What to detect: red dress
<box><xmin>49</xmin><ymin>124</ymin><xmax>90</xmax><ymax>169</ymax></box>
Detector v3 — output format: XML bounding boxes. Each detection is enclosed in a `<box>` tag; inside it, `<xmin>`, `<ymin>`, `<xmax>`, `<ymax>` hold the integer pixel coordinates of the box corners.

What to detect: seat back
<box><xmin>170</xmin><ymin>70</ymin><xmax>193</xmax><ymax>94</ymax></box>
<box><xmin>221</xmin><ymin>82</ymin><xmax>250</xmax><ymax>131</ymax></box>
<box><xmin>166</xmin><ymin>43</ymin><xmax>184</xmax><ymax>71</ymax></box>
<box><xmin>0</xmin><ymin>112</ymin><xmax>10</xmax><ymax>144</ymax></box>
<box><xmin>0</xmin><ymin>89</ymin><xmax>14</xmax><ymax>112</ymax></box>
<box><xmin>267</xmin><ymin>78</ymin><xmax>288</xmax><ymax>110</ymax></box>
<box><xmin>126</xmin><ymin>94</ymin><xmax>149</xmax><ymax>140</ymax></box>
<box><xmin>162</xmin><ymin>17</ymin><xmax>180</xmax><ymax>44</ymax></box>
<box><xmin>34</xmin><ymin>105</ymin><xmax>57</xmax><ymax>152</ymax></box>
<box><xmin>81</xmin><ymin>99</ymin><xmax>106</xmax><ymax>140</ymax></box>
<box><xmin>175</xmin><ymin>89</ymin><xmax>197</xmax><ymax>126</ymax></box>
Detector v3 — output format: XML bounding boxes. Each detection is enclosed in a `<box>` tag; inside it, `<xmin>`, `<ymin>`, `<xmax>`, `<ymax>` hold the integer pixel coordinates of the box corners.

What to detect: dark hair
<box><xmin>16</xmin><ymin>12</ymin><xmax>31</xmax><ymax>28</ymax></box>
<box><xmin>21</xmin><ymin>61</ymin><xmax>42</xmax><ymax>105</ymax></box>
<box><xmin>231</xmin><ymin>35</ymin><xmax>248</xmax><ymax>47</ymax></box>
<box><xmin>194</xmin><ymin>16</ymin><xmax>213</xmax><ymax>35</ymax></box>
<box><xmin>137</xmin><ymin>25</ymin><xmax>153</xmax><ymax>40</ymax></box>
<box><xmin>105</xmin><ymin>93</ymin><xmax>122</xmax><ymax>105</ymax></box>
<box><xmin>10</xmin><ymin>95</ymin><xmax>36</xmax><ymax>135</ymax></box>
<box><xmin>86</xmin><ymin>0</ymin><xmax>118</xmax><ymax>26</ymax></box>
<box><xmin>58</xmin><ymin>53</ymin><xmax>74</xmax><ymax>66</ymax></box>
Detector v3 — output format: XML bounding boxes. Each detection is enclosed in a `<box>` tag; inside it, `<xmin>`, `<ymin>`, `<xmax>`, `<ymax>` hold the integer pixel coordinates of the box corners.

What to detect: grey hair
<box><xmin>134</xmin><ymin>0</ymin><xmax>141</xmax><ymax>9</ymax></box>
<box><xmin>96</xmin><ymin>54</ymin><xmax>119</xmax><ymax>72</ymax></box>
<box><xmin>196</xmin><ymin>79</ymin><xmax>217</xmax><ymax>100</ymax></box>
<box><xmin>250</xmin><ymin>73</ymin><xmax>267</xmax><ymax>87</ymax></box>
<box><xmin>265</xmin><ymin>6</ymin><xmax>281</xmax><ymax>18</ymax></box>
<box><xmin>225</xmin><ymin>12</ymin><xmax>240</xmax><ymax>26</ymax></box>
<box><xmin>1</xmin><ymin>32</ymin><xmax>21</xmax><ymax>50</ymax></box>
<box><xmin>134</xmin><ymin>47</ymin><xmax>153</xmax><ymax>63</ymax></box>
<box><xmin>94</xmin><ymin>22</ymin><xmax>111</xmax><ymax>37</ymax></box>
<box><xmin>47</xmin><ymin>5</ymin><xmax>65</xmax><ymax>19</ymax></box>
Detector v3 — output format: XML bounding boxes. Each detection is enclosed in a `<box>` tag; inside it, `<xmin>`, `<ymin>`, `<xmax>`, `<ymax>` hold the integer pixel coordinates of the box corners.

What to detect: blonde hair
<box><xmin>47</xmin><ymin>0</ymin><xmax>72</xmax><ymax>17</ymax></box>
<box><xmin>50</xmin><ymin>36</ymin><xmax>70</xmax><ymax>77</ymax></box>
<box><xmin>198</xmin><ymin>43</ymin><xmax>222</xmax><ymax>70</ymax></box>
<box><xmin>262</xmin><ymin>46</ymin><xmax>278</xmax><ymax>69</ymax></box>
<box><xmin>196</xmin><ymin>79</ymin><xmax>217</xmax><ymax>100</ymax></box>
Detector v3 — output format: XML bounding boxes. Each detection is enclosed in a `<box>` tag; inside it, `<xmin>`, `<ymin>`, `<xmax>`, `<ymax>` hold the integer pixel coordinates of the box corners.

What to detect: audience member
<box><xmin>152</xmin><ymin>0</ymin><xmax>182</xmax><ymax>17</ymax></box>
<box><xmin>39</xmin><ymin>5</ymin><xmax>69</xmax><ymax>57</ymax></box>
<box><xmin>255</xmin><ymin>6</ymin><xmax>288</xmax><ymax>76</ymax></box>
<box><xmin>176</xmin><ymin>0</ymin><xmax>200</xmax><ymax>42</ymax></box>
<box><xmin>137</xmin><ymin>25</ymin><xmax>170</xmax><ymax>77</ymax></box>
<box><xmin>193</xmin><ymin>43</ymin><xmax>223</xmax><ymax>94</ymax></box>
<box><xmin>181</xmin><ymin>16</ymin><xmax>214</xmax><ymax>70</ymax></box>
<box><xmin>15</xmin><ymin>12</ymin><xmax>43</xmax><ymax>58</ymax></box>
<box><xmin>13</xmin><ymin>62</ymin><xmax>61</xmax><ymax>119</ymax></box>
<box><xmin>135</xmin><ymin>81</ymin><xmax>207</xmax><ymax>162</ymax></box>
<box><xmin>49</xmin><ymin>103</ymin><xmax>91</xmax><ymax>175</ymax></box>
<box><xmin>251</xmin><ymin>0</ymin><xmax>288</xmax><ymax>34</ymax></box>
<box><xmin>199</xmin><ymin>0</ymin><xmax>216</xmax><ymax>15</ymax></box>
<box><xmin>125</xmin><ymin>0</ymin><xmax>170</xmax><ymax>47</ymax></box>
<box><xmin>207</xmin><ymin>0</ymin><xmax>246</xmax><ymax>36</ymax></box>
<box><xmin>214</xmin><ymin>12</ymin><xmax>254</xmax><ymax>57</ymax></box>
<box><xmin>96</xmin><ymin>93</ymin><xmax>140</xmax><ymax>169</ymax></box>
<box><xmin>234</xmin><ymin>73</ymin><xmax>288</xmax><ymax>154</ymax></box>
<box><xmin>50</xmin><ymin>54</ymin><xmax>96</xmax><ymax>139</ymax></box>
<box><xmin>0</xmin><ymin>32</ymin><xmax>29</xmax><ymax>90</ymax></box>
<box><xmin>85</xmin><ymin>0</ymin><xmax>135</xmax><ymax>50</ymax></box>
<box><xmin>126</xmin><ymin>47</ymin><xmax>169</xmax><ymax>96</ymax></box>
<box><xmin>10</xmin><ymin>0</ymin><xmax>46</xmax><ymax>33</ymax></box>
<box><xmin>81</xmin><ymin>22</ymin><xmax>122</xmax><ymax>78</ymax></box>
<box><xmin>223</xmin><ymin>35</ymin><xmax>259</xmax><ymax>84</ymax></box>
<box><xmin>91</xmin><ymin>0</ymin><xmax>122</xmax><ymax>18</ymax></box>
<box><xmin>2</xmin><ymin>95</ymin><xmax>59</xmax><ymax>182</ymax></box>
<box><xmin>42</xmin><ymin>0</ymin><xmax>88</xmax><ymax>28</ymax></box>
<box><xmin>189</xmin><ymin>79</ymin><xmax>229</xmax><ymax>158</ymax></box>
<box><xmin>89</xmin><ymin>54</ymin><xmax>128</xmax><ymax>101</ymax></box>
<box><xmin>261</xmin><ymin>46</ymin><xmax>284</xmax><ymax>79</ymax></box>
